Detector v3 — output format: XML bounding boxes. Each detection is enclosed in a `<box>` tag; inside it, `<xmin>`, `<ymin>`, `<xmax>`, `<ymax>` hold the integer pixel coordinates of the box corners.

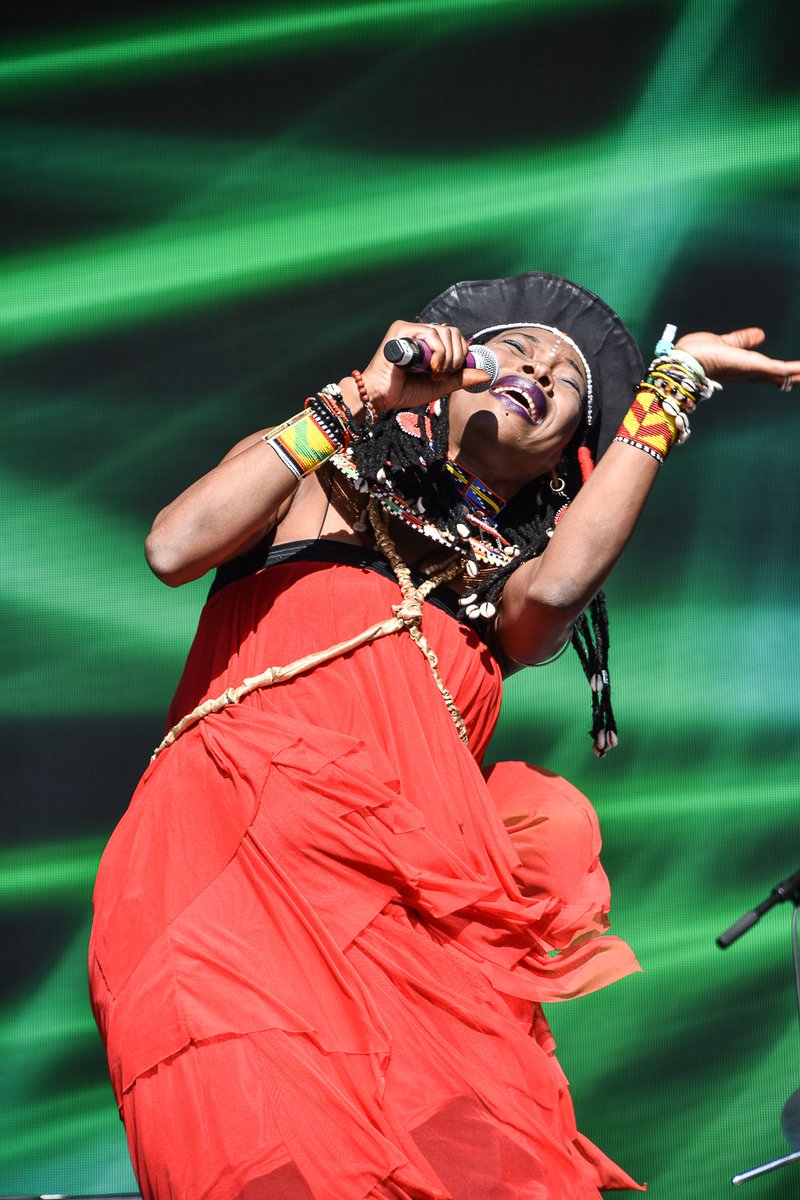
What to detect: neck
<box><xmin>445</xmin><ymin>457</ymin><xmax>506</xmax><ymax>519</ymax></box>
<box><xmin>447</xmin><ymin>439</ymin><xmax>525</xmax><ymax>501</ymax></box>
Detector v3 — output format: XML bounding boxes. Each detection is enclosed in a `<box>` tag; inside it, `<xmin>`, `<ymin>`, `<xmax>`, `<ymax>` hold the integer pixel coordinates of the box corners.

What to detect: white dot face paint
<box><xmin>471</xmin><ymin>322</ymin><xmax>594</xmax><ymax>426</ymax></box>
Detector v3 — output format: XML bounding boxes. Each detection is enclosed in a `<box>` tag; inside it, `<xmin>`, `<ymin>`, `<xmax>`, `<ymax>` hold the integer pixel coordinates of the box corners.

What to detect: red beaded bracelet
<box><xmin>351</xmin><ymin>369</ymin><xmax>379</xmax><ymax>426</ymax></box>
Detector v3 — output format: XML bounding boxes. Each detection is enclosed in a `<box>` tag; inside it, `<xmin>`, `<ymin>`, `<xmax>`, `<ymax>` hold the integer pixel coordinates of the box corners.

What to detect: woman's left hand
<box><xmin>675</xmin><ymin>328</ymin><xmax>800</xmax><ymax>389</ymax></box>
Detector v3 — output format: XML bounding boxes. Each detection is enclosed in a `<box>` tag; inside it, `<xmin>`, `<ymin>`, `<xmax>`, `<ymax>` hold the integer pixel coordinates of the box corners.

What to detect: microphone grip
<box><xmin>383</xmin><ymin>338</ymin><xmax>432</xmax><ymax>370</ymax></box>
<box><xmin>716</xmin><ymin>909</ymin><xmax>760</xmax><ymax>949</ymax></box>
<box><xmin>382</xmin><ymin>339</ymin><xmax>498</xmax><ymax>393</ymax></box>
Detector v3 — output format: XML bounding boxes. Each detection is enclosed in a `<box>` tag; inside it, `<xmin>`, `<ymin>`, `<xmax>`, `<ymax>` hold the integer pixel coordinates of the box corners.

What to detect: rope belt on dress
<box><xmin>151</xmin><ymin>500</ymin><xmax>468</xmax><ymax>761</ymax></box>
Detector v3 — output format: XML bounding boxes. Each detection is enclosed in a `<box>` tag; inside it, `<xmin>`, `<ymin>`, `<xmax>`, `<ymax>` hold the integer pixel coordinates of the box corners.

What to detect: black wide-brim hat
<box><xmin>417</xmin><ymin>272</ymin><xmax>643</xmax><ymax>478</ymax></box>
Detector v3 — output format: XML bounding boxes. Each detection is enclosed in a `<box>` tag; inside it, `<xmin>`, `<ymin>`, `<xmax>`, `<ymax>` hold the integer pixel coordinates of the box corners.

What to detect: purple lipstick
<box><xmin>489</xmin><ymin>375</ymin><xmax>548</xmax><ymax>425</ymax></box>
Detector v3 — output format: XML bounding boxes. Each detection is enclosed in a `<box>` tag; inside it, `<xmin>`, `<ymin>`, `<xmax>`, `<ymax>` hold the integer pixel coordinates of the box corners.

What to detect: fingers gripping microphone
<box><xmin>383</xmin><ymin>338</ymin><xmax>499</xmax><ymax>393</ymax></box>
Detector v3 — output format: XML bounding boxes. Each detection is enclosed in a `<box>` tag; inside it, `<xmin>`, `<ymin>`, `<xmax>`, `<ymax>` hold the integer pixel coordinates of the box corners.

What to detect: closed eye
<box><xmin>503</xmin><ymin>338</ymin><xmax>585</xmax><ymax>398</ymax></box>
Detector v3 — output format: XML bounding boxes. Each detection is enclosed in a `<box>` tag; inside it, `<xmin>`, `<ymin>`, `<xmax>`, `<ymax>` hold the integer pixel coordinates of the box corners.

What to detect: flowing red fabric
<box><xmin>89</xmin><ymin>558</ymin><xmax>644</xmax><ymax>1199</ymax></box>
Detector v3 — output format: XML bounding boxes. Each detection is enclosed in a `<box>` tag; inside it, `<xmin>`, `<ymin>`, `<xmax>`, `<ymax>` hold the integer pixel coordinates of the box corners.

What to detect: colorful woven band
<box><xmin>445</xmin><ymin>458</ymin><xmax>505</xmax><ymax>518</ymax></box>
<box><xmin>264</xmin><ymin>403</ymin><xmax>346</xmax><ymax>480</ymax></box>
<box><xmin>615</xmin><ymin>388</ymin><xmax>677</xmax><ymax>464</ymax></box>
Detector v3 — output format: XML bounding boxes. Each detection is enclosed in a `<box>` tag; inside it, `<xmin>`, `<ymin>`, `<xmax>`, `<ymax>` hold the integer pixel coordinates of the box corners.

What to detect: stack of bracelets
<box><xmin>614</xmin><ymin>324</ymin><xmax>721</xmax><ymax>464</ymax></box>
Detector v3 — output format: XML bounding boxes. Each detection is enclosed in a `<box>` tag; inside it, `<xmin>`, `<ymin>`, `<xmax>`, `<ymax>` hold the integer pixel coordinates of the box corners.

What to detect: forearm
<box><xmin>496</xmin><ymin>441</ymin><xmax>660</xmax><ymax>664</ymax></box>
<box><xmin>146</xmin><ymin>435</ymin><xmax>301</xmax><ymax>586</ymax></box>
<box><xmin>530</xmin><ymin>440</ymin><xmax>659</xmax><ymax>607</ymax></box>
<box><xmin>144</xmin><ymin>374</ymin><xmax>376</xmax><ymax>586</ymax></box>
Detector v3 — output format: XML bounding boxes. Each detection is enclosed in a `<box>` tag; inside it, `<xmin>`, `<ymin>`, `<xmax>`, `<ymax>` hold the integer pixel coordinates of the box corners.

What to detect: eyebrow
<box><xmin>503</xmin><ymin>331</ymin><xmax>586</xmax><ymax>384</ymax></box>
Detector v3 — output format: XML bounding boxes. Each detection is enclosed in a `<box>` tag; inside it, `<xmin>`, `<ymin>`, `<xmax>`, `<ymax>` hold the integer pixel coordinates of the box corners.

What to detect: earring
<box><xmin>549</xmin><ymin>464</ymin><xmax>571</xmax><ymax>531</ymax></box>
<box><xmin>549</xmin><ymin>470</ymin><xmax>567</xmax><ymax>497</ymax></box>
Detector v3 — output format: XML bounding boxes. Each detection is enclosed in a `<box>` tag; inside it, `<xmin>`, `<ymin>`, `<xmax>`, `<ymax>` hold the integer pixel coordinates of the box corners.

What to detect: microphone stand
<box><xmin>716</xmin><ymin>869</ymin><xmax>800</xmax><ymax>1185</ymax></box>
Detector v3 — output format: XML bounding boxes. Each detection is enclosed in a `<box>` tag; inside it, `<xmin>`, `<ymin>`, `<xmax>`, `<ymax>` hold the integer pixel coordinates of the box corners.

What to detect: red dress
<box><xmin>89</xmin><ymin>542</ymin><xmax>643</xmax><ymax>1200</ymax></box>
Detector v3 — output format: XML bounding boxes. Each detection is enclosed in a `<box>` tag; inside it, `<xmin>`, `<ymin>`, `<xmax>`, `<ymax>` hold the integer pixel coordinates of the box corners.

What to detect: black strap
<box><xmin>208</xmin><ymin>537</ymin><xmax>468</xmax><ymax>627</ymax></box>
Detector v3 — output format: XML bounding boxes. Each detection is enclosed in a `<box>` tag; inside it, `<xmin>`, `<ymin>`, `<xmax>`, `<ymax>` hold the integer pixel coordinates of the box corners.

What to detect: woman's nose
<box><xmin>521</xmin><ymin>360</ymin><xmax>554</xmax><ymax>390</ymax></box>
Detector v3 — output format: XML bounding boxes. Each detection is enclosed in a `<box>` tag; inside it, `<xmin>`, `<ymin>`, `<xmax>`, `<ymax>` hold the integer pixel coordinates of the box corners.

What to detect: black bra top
<box><xmin>209</xmin><ymin>537</ymin><xmax>470</xmax><ymax>628</ymax></box>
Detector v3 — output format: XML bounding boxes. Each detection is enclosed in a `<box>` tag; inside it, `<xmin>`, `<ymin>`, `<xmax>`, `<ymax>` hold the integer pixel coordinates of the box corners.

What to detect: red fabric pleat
<box><xmin>90</xmin><ymin>560</ymin><xmax>644</xmax><ymax>1199</ymax></box>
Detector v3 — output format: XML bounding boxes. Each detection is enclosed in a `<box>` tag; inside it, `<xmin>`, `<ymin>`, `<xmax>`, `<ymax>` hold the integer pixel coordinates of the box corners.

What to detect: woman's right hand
<box><xmin>354</xmin><ymin>321</ymin><xmax>492</xmax><ymax>414</ymax></box>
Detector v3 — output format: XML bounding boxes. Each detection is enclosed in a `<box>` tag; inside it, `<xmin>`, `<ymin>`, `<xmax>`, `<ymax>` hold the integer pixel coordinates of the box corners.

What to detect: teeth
<box><xmin>494</xmin><ymin>386</ymin><xmax>529</xmax><ymax>410</ymax></box>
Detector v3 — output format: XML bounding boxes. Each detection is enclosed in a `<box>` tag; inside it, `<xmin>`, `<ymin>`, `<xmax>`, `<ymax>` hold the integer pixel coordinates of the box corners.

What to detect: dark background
<box><xmin>1</xmin><ymin>0</ymin><xmax>799</xmax><ymax>1194</ymax></box>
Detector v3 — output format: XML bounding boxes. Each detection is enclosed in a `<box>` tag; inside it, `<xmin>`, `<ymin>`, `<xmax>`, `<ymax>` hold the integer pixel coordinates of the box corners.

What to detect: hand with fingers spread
<box><xmin>359</xmin><ymin>320</ymin><xmax>491</xmax><ymax>414</ymax></box>
<box><xmin>675</xmin><ymin>327</ymin><xmax>800</xmax><ymax>390</ymax></box>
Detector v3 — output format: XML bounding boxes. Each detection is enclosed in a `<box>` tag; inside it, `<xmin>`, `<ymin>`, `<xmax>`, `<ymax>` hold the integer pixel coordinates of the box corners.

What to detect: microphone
<box><xmin>716</xmin><ymin>868</ymin><xmax>800</xmax><ymax>948</ymax></box>
<box><xmin>383</xmin><ymin>338</ymin><xmax>499</xmax><ymax>393</ymax></box>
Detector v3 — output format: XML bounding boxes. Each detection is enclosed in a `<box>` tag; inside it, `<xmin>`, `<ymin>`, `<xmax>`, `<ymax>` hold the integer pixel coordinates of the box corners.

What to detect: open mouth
<box><xmin>489</xmin><ymin>375</ymin><xmax>547</xmax><ymax>425</ymax></box>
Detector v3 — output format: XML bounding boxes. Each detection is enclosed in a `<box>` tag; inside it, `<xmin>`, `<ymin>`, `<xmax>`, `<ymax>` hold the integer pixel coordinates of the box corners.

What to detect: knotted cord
<box><xmin>151</xmin><ymin>501</ymin><xmax>467</xmax><ymax>761</ymax></box>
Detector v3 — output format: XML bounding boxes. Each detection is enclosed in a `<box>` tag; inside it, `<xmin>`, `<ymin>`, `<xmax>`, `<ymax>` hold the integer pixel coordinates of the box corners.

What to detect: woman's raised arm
<box><xmin>144</xmin><ymin>321</ymin><xmax>487</xmax><ymax>586</ymax></box>
<box><xmin>495</xmin><ymin>328</ymin><xmax>800</xmax><ymax>666</ymax></box>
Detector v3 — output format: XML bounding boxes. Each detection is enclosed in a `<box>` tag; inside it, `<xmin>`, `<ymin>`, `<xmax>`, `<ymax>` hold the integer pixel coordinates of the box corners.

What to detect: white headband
<box><xmin>471</xmin><ymin>322</ymin><xmax>595</xmax><ymax>426</ymax></box>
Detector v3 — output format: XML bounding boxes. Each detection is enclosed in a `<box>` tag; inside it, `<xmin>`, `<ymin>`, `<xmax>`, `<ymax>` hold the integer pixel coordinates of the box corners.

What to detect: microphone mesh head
<box><xmin>465</xmin><ymin>344</ymin><xmax>499</xmax><ymax>393</ymax></box>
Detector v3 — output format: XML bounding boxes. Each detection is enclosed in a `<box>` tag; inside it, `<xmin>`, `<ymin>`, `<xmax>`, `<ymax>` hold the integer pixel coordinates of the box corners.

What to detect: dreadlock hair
<box><xmin>349</xmin><ymin>397</ymin><xmax>618</xmax><ymax>755</ymax></box>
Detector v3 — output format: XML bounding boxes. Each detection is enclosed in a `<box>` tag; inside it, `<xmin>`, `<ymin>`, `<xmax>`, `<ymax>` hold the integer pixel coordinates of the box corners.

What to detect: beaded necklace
<box><xmin>330</xmin><ymin>449</ymin><xmax>518</xmax><ymax>570</ymax></box>
<box><xmin>444</xmin><ymin>458</ymin><xmax>505</xmax><ymax>520</ymax></box>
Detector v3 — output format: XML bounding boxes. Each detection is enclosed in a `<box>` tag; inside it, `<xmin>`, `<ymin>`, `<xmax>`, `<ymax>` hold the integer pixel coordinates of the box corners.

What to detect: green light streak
<box><xmin>0</xmin><ymin>917</ymin><xmax>136</xmax><ymax>1193</ymax></box>
<box><xmin>562</xmin><ymin>0</ymin><xmax>743</xmax><ymax>316</ymax></box>
<box><xmin>0</xmin><ymin>466</ymin><xmax>203</xmax><ymax>654</ymax></box>
<box><xmin>0</xmin><ymin>838</ymin><xmax>105</xmax><ymax>909</ymax></box>
<box><xmin>1</xmin><ymin>921</ymin><xmax>93</xmax><ymax>1058</ymax></box>
<box><xmin>1</xmin><ymin>101</ymin><xmax>798</xmax><ymax>355</ymax></box>
<box><xmin>4</xmin><ymin>417</ymin><xmax>799</xmax><ymax>720</ymax></box>
<box><xmin>0</xmin><ymin>120</ymin><xmax>227</xmax><ymax>212</ymax></box>
<box><xmin>0</xmin><ymin>1005</ymin><xmax>96</xmax><ymax>1057</ymax></box>
<box><xmin>0</xmin><ymin>1086</ymin><xmax>125</xmax><ymax>1164</ymax></box>
<box><xmin>0</xmin><ymin>0</ymin><xmax>615</xmax><ymax>93</ymax></box>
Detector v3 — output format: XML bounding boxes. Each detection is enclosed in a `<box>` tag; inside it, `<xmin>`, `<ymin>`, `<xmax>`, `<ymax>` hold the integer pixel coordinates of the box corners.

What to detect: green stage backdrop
<box><xmin>1</xmin><ymin>0</ymin><xmax>799</xmax><ymax>1195</ymax></box>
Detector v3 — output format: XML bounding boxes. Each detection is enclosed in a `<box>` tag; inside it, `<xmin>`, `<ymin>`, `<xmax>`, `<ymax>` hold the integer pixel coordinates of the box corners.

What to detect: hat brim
<box><xmin>417</xmin><ymin>273</ymin><xmax>643</xmax><ymax>468</ymax></box>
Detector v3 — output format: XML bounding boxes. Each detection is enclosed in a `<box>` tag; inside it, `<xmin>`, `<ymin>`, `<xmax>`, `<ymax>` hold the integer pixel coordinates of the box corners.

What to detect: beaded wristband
<box><xmin>614</xmin><ymin>389</ymin><xmax>677</xmax><ymax>464</ymax></box>
<box><xmin>316</xmin><ymin>383</ymin><xmax>358</xmax><ymax>438</ymax></box>
<box><xmin>264</xmin><ymin>398</ymin><xmax>348</xmax><ymax>480</ymax></box>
